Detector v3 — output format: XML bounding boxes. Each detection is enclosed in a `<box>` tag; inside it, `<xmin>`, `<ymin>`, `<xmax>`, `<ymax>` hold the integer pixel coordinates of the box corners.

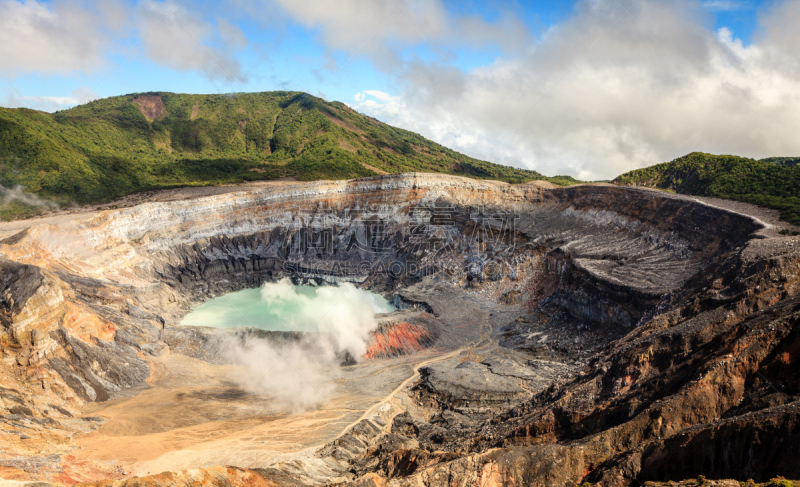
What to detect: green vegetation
<box><xmin>0</xmin><ymin>201</ymin><xmax>44</xmax><ymax>221</ymax></box>
<box><xmin>0</xmin><ymin>91</ymin><xmax>578</xmax><ymax>220</ymax></box>
<box><xmin>614</xmin><ymin>152</ymin><xmax>800</xmax><ymax>226</ymax></box>
<box><xmin>760</xmin><ymin>157</ymin><xmax>800</xmax><ymax>168</ymax></box>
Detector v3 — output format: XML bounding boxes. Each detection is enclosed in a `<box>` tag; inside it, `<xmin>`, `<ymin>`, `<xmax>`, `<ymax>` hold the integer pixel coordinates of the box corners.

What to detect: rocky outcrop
<box><xmin>0</xmin><ymin>260</ymin><xmax>65</xmax><ymax>353</ymax></box>
<box><xmin>366</xmin><ymin>311</ymin><xmax>441</xmax><ymax>359</ymax></box>
<box><xmin>333</xmin><ymin>236</ymin><xmax>799</xmax><ymax>486</ymax></box>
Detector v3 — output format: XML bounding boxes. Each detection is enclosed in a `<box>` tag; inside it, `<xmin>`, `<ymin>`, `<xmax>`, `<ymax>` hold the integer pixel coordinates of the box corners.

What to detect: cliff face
<box><xmin>335</xmin><ymin>241</ymin><xmax>800</xmax><ymax>486</ymax></box>
<box><xmin>0</xmin><ymin>173</ymin><xmax>792</xmax><ymax>486</ymax></box>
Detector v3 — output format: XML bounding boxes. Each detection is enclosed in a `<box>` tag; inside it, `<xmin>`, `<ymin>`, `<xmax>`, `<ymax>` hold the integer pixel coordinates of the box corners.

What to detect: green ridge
<box><xmin>614</xmin><ymin>152</ymin><xmax>800</xmax><ymax>227</ymax></box>
<box><xmin>0</xmin><ymin>91</ymin><xmax>579</xmax><ymax>220</ymax></box>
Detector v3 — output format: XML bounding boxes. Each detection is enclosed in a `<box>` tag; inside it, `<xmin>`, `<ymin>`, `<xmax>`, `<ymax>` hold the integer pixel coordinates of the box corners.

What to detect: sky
<box><xmin>1</xmin><ymin>0</ymin><xmax>798</xmax><ymax>180</ymax></box>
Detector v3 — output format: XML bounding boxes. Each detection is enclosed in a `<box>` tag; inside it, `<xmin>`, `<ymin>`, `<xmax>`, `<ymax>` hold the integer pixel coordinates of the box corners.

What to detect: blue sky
<box><xmin>1</xmin><ymin>0</ymin><xmax>798</xmax><ymax>179</ymax></box>
<box><xmin>1</xmin><ymin>1</ymin><xmax>581</xmax><ymax>106</ymax></box>
<box><xmin>1</xmin><ymin>0</ymin><xmax>768</xmax><ymax>105</ymax></box>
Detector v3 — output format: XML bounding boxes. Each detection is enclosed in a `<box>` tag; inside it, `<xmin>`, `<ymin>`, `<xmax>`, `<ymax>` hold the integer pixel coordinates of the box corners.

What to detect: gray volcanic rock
<box><xmin>48</xmin><ymin>329</ymin><xmax>150</xmax><ymax>402</ymax></box>
<box><xmin>417</xmin><ymin>359</ymin><xmax>527</xmax><ymax>407</ymax></box>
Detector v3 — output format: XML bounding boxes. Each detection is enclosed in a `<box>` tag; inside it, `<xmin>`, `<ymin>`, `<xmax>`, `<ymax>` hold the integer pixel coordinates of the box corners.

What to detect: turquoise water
<box><xmin>180</xmin><ymin>282</ymin><xmax>394</xmax><ymax>331</ymax></box>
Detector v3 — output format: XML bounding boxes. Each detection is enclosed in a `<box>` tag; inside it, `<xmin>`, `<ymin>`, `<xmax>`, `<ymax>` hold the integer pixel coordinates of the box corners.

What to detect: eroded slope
<box><xmin>0</xmin><ymin>174</ymin><xmax>794</xmax><ymax>486</ymax></box>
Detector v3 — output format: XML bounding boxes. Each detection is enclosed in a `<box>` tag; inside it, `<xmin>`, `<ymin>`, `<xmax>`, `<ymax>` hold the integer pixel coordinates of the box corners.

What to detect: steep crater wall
<box><xmin>144</xmin><ymin>180</ymin><xmax>757</xmax><ymax>333</ymax></box>
<box><xmin>0</xmin><ymin>174</ymin><xmax>767</xmax><ymax>486</ymax></box>
<box><xmin>0</xmin><ymin>176</ymin><xmax>759</xmax><ymax>397</ymax></box>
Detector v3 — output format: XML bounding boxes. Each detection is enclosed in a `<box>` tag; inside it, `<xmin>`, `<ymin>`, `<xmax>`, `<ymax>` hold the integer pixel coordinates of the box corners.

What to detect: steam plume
<box><xmin>0</xmin><ymin>184</ymin><xmax>58</xmax><ymax>210</ymax></box>
<box><xmin>223</xmin><ymin>279</ymin><xmax>393</xmax><ymax>411</ymax></box>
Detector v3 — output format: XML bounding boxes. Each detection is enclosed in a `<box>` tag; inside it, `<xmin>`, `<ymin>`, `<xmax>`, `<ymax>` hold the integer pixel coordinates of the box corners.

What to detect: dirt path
<box><xmin>332</xmin><ymin>347</ymin><xmax>467</xmax><ymax>441</ymax></box>
<box><xmin>597</xmin><ymin>183</ymin><xmax>800</xmax><ymax>236</ymax></box>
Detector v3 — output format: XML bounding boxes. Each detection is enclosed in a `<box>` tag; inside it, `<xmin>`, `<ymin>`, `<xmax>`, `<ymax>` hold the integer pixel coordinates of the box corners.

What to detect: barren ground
<box><xmin>71</xmin><ymin>348</ymin><xmax>432</xmax><ymax>478</ymax></box>
<box><xmin>66</xmin><ymin>276</ymin><xmax>502</xmax><ymax>482</ymax></box>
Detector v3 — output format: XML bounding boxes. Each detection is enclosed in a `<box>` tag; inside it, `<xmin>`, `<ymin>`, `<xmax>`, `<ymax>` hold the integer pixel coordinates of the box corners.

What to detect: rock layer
<box><xmin>0</xmin><ymin>173</ymin><xmax>793</xmax><ymax>486</ymax></box>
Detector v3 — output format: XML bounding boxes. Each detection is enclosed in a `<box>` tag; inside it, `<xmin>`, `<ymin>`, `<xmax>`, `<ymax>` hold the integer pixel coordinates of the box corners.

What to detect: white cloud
<box><xmin>701</xmin><ymin>1</ymin><xmax>752</xmax><ymax>11</ymax></box>
<box><xmin>2</xmin><ymin>86</ymin><xmax>99</xmax><ymax>111</ymax></box>
<box><xmin>0</xmin><ymin>0</ymin><xmax>113</xmax><ymax>75</ymax></box>
<box><xmin>4</xmin><ymin>0</ymin><xmax>800</xmax><ymax>181</ymax></box>
<box><xmin>242</xmin><ymin>0</ymin><xmax>530</xmax><ymax>68</ymax></box>
<box><xmin>136</xmin><ymin>1</ymin><xmax>247</xmax><ymax>83</ymax></box>
<box><xmin>362</xmin><ymin>90</ymin><xmax>396</xmax><ymax>101</ymax></box>
<box><xmin>0</xmin><ymin>0</ymin><xmax>246</xmax><ymax>83</ymax></box>
<box><xmin>354</xmin><ymin>90</ymin><xmax>398</xmax><ymax>104</ymax></box>
<box><xmin>351</xmin><ymin>0</ymin><xmax>800</xmax><ymax>180</ymax></box>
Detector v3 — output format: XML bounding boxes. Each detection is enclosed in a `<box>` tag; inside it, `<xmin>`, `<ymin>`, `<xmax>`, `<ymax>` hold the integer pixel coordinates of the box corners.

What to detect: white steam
<box><xmin>225</xmin><ymin>338</ymin><xmax>338</xmax><ymax>412</ymax></box>
<box><xmin>223</xmin><ymin>279</ymin><xmax>393</xmax><ymax>412</ymax></box>
<box><xmin>259</xmin><ymin>278</ymin><xmax>391</xmax><ymax>358</ymax></box>
<box><xmin>0</xmin><ymin>184</ymin><xmax>58</xmax><ymax>210</ymax></box>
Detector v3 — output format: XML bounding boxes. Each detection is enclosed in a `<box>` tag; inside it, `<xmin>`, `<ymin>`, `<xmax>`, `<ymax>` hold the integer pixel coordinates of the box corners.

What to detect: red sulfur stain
<box><xmin>365</xmin><ymin>322</ymin><xmax>431</xmax><ymax>359</ymax></box>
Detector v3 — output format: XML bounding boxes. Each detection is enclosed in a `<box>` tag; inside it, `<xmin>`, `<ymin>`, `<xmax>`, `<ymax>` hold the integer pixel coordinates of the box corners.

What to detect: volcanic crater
<box><xmin>0</xmin><ymin>173</ymin><xmax>798</xmax><ymax>486</ymax></box>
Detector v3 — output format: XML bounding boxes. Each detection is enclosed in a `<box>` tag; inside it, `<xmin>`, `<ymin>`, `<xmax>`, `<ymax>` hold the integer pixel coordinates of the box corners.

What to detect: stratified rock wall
<box><xmin>0</xmin><ymin>175</ymin><xmax>759</xmax><ymax>405</ymax></box>
<box><xmin>0</xmin><ymin>174</ymin><xmax>779</xmax><ymax>487</ymax></box>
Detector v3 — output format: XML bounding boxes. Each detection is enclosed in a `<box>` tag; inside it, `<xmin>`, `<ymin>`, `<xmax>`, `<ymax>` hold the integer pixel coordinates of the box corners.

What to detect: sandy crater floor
<box><xmin>73</xmin><ymin>346</ymin><xmax>438</xmax><ymax>478</ymax></box>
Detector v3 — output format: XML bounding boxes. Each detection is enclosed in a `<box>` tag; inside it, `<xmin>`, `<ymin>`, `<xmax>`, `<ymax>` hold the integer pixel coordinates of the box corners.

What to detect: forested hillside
<box><xmin>0</xmin><ymin>91</ymin><xmax>579</xmax><ymax>219</ymax></box>
<box><xmin>614</xmin><ymin>152</ymin><xmax>800</xmax><ymax>227</ymax></box>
